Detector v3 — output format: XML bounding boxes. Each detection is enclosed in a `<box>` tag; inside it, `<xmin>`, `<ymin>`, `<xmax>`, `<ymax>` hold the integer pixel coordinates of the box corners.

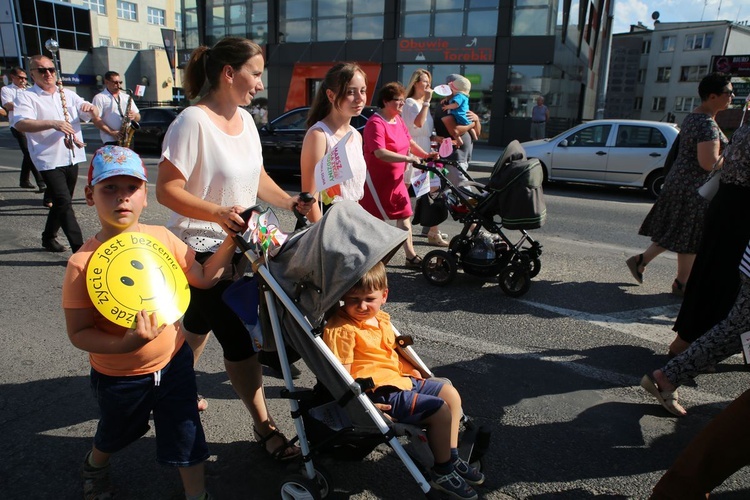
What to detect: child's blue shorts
<box><xmin>90</xmin><ymin>342</ymin><xmax>209</xmax><ymax>467</ymax></box>
<box><xmin>369</xmin><ymin>377</ymin><xmax>445</xmax><ymax>425</ymax></box>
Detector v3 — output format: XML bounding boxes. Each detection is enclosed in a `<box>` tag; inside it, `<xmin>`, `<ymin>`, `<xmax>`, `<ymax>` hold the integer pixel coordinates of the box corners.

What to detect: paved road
<box><xmin>1</xmin><ymin>124</ymin><xmax>749</xmax><ymax>499</ymax></box>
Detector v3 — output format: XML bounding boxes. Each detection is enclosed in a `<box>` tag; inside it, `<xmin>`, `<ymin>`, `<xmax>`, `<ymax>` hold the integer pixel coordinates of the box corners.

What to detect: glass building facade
<box><xmin>180</xmin><ymin>0</ymin><xmax>609</xmax><ymax>145</ymax></box>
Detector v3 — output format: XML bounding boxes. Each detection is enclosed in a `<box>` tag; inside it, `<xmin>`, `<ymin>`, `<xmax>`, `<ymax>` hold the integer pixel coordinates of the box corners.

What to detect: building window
<box><xmin>512</xmin><ymin>0</ymin><xmax>554</xmax><ymax>36</ymax></box>
<box><xmin>656</xmin><ymin>67</ymin><xmax>671</xmax><ymax>82</ymax></box>
<box><xmin>175</xmin><ymin>12</ymin><xmax>182</xmax><ymax>31</ymax></box>
<box><xmin>99</xmin><ymin>37</ymin><xmax>110</xmax><ymax>47</ymax></box>
<box><xmin>661</xmin><ymin>36</ymin><xmax>675</xmax><ymax>52</ymax></box>
<box><xmin>117</xmin><ymin>1</ymin><xmax>137</xmax><ymax>21</ymax></box>
<box><xmin>637</xmin><ymin>69</ymin><xmax>646</xmax><ymax>83</ymax></box>
<box><xmin>685</xmin><ymin>32</ymin><xmax>713</xmax><ymax>50</ymax></box>
<box><xmin>679</xmin><ymin>65</ymin><xmax>708</xmax><ymax>82</ymax></box>
<box><xmin>207</xmin><ymin>1</ymin><xmax>267</xmax><ymax>45</ymax></box>
<box><xmin>118</xmin><ymin>40</ymin><xmax>141</xmax><ymax>50</ymax></box>
<box><xmin>147</xmin><ymin>7</ymin><xmax>165</xmax><ymax>26</ymax></box>
<box><xmin>641</xmin><ymin>39</ymin><xmax>650</xmax><ymax>54</ymax></box>
<box><xmin>148</xmin><ymin>44</ymin><xmax>164</xmax><ymax>50</ymax></box>
<box><xmin>506</xmin><ymin>64</ymin><xmax>579</xmax><ymax>121</ymax></box>
<box><xmin>402</xmin><ymin>0</ymin><xmax>499</xmax><ymax>37</ymax></box>
<box><xmin>675</xmin><ymin>96</ymin><xmax>700</xmax><ymax>112</ymax></box>
<box><xmin>652</xmin><ymin>97</ymin><xmax>666</xmax><ymax>112</ymax></box>
<box><xmin>278</xmin><ymin>0</ymin><xmax>385</xmax><ymax>42</ymax></box>
<box><xmin>83</xmin><ymin>0</ymin><xmax>106</xmax><ymax>15</ymax></box>
<box><xmin>634</xmin><ymin>97</ymin><xmax>642</xmax><ymax>110</ymax></box>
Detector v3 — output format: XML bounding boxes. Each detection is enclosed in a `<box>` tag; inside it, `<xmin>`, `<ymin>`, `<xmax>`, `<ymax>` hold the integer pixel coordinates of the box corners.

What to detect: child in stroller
<box><xmin>323</xmin><ymin>261</ymin><xmax>485</xmax><ymax>499</ymax></box>
<box><xmin>233</xmin><ymin>200</ymin><xmax>490</xmax><ymax>499</ymax></box>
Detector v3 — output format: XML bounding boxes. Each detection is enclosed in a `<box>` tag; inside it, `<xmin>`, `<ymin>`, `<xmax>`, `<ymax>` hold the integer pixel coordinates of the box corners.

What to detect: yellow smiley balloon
<box><xmin>86</xmin><ymin>232</ymin><xmax>190</xmax><ymax>328</ymax></box>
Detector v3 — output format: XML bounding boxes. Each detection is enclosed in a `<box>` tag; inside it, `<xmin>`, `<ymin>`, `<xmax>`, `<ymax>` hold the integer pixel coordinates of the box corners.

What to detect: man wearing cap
<box><xmin>92</xmin><ymin>71</ymin><xmax>140</xmax><ymax>146</ymax></box>
<box><xmin>530</xmin><ymin>96</ymin><xmax>549</xmax><ymax>140</ymax></box>
<box><xmin>1</xmin><ymin>66</ymin><xmax>47</xmax><ymax>195</ymax></box>
<box><xmin>13</xmin><ymin>54</ymin><xmax>99</xmax><ymax>253</ymax></box>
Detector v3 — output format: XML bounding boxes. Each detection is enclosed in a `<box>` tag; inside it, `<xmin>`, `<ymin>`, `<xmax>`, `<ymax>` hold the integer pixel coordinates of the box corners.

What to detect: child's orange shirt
<box><xmin>62</xmin><ymin>224</ymin><xmax>195</xmax><ymax>377</ymax></box>
<box><xmin>323</xmin><ymin>309</ymin><xmax>415</xmax><ymax>391</ymax></box>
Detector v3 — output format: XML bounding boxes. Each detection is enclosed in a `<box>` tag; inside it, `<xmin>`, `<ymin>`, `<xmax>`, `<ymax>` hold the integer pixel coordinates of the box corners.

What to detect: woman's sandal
<box><xmin>640</xmin><ymin>374</ymin><xmax>686</xmax><ymax>417</ymax></box>
<box><xmin>405</xmin><ymin>255</ymin><xmax>423</xmax><ymax>269</ymax></box>
<box><xmin>625</xmin><ymin>254</ymin><xmax>645</xmax><ymax>284</ymax></box>
<box><xmin>253</xmin><ymin>426</ymin><xmax>301</xmax><ymax>462</ymax></box>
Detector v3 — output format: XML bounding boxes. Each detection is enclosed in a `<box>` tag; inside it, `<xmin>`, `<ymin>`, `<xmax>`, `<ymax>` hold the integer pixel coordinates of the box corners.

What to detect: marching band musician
<box><xmin>1</xmin><ymin>66</ymin><xmax>47</xmax><ymax>197</ymax></box>
<box><xmin>92</xmin><ymin>71</ymin><xmax>140</xmax><ymax>146</ymax></box>
<box><xmin>13</xmin><ymin>55</ymin><xmax>99</xmax><ymax>253</ymax></box>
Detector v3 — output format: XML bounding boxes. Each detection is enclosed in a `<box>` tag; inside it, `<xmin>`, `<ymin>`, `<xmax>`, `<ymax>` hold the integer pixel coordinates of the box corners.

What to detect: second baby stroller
<box><xmin>233</xmin><ymin>201</ymin><xmax>491</xmax><ymax>499</ymax></box>
<box><xmin>418</xmin><ymin>140</ymin><xmax>545</xmax><ymax>297</ymax></box>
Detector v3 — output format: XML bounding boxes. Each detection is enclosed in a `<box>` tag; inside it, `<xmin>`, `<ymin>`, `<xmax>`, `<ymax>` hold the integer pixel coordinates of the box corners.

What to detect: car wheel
<box><xmin>645</xmin><ymin>169</ymin><xmax>666</xmax><ymax>199</ymax></box>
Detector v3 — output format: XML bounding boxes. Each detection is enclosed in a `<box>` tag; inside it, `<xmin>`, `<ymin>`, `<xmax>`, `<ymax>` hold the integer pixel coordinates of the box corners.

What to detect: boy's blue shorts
<box><xmin>369</xmin><ymin>378</ymin><xmax>445</xmax><ymax>425</ymax></box>
<box><xmin>90</xmin><ymin>342</ymin><xmax>209</xmax><ymax>467</ymax></box>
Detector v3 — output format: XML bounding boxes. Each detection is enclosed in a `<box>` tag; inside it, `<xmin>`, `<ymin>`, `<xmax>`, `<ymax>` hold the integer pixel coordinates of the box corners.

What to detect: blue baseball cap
<box><xmin>87</xmin><ymin>146</ymin><xmax>148</xmax><ymax>186</ymax></box>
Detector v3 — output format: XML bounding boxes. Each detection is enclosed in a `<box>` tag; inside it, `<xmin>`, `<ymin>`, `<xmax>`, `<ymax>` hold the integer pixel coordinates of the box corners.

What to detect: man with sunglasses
<box><xmin>1</xmin><ymin>66</ymin><xmax>47</xmax><ymax>196</ymax></box>
<box><xmin>92</xmin><ymin>71</ymin><xmax>140</xmax><ymax>146</ymax></box>
<box><xmin>13</xmin><ymin>55</ymin><xmax>99</xmax><ymax>253</ymax></box>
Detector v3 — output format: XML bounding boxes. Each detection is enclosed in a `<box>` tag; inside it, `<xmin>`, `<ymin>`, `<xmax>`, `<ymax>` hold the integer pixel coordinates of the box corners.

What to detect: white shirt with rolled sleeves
<box><xmin>1</xmin><ymin>83</ymin><xmax>22</xmax><ymax>125</ymax></box>
<box><xmin>12</xmin><ymin>84</ymin><xmax>91</xmax><ymax>170</ymax></box>
<box><xmin>92</xmin><ymin>89</ymin><xmax>139</xmax><ymax>143</ymax></box>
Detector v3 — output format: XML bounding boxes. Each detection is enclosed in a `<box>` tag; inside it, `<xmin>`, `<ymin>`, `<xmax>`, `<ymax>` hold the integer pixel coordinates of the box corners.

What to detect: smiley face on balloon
<box><xmin>87</xmin><ymin>232</ymin><xmax>190</xmax><ymax>328</ymax></box>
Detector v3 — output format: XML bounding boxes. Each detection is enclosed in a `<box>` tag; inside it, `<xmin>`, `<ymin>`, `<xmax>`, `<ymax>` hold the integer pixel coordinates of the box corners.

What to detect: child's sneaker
<box><xmin>82</xmin><ymin>452</ymin><xmax>113</xmax><ymax>500</ymax></box>
<box><xmin>430</xmin><ymin>469</ymin><xmax>477</xmax><ymax>500</ymax></box>
<box><xmin>453</xmin><ymin>458</ymin><xmax>485</xmax><ymax>486</ymax></box>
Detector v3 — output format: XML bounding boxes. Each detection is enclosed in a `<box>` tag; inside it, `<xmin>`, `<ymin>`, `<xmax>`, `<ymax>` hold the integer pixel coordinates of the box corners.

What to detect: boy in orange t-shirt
<box><xmin>323</xmin><ymin>262</ymin><xmax>484</xmax><ymax>500</ymax></box>
<box><xmin>62</xmin><ymin>146</ymin><xmax>237</xmax><ymax>500</ymax></box>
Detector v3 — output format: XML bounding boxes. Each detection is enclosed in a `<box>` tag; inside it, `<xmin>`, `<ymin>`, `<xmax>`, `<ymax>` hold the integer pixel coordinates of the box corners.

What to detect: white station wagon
<box><xmin>521</xmin><ymin>119</ymin><xmax>680</xmax><ymax>198</ymax></box>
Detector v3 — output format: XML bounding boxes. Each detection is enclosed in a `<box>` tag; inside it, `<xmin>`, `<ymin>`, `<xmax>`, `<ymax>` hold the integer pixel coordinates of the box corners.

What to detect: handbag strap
<box><xmin>365</xmin><ymin>170</ymin><xmax>391</xmax><ymax>221</ymax></box>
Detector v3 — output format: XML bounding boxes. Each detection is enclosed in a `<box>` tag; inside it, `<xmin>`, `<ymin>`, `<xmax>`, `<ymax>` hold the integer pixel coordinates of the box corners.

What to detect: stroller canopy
<box><xmin>268</xmin><ymin>201</ymin><xmax>408</xmax><ymax>325</ymax></box>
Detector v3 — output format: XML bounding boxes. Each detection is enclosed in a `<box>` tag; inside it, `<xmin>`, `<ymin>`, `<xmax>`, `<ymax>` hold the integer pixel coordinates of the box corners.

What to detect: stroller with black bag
<box><xmin>417</xmin><ymin>140</ymin><xmax>545</xmax><ymax>297</ymax></box>
<box><xmin>233</xmin><ymin>201</ymin><xmax>491</xmax><ymax>499</ymax></box>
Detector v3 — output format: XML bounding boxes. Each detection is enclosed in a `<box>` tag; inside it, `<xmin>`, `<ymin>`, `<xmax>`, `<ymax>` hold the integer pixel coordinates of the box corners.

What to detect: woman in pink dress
<box><xmin>360</xmin><ymin>82</ymin><xmax>436</xmax><ymax>268</ymax></box>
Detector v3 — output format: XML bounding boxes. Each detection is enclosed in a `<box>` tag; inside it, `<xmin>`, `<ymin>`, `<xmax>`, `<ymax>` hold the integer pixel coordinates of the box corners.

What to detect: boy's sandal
<box><xmin>640</xmin><ymin>374</ymin><xmax>686</xmax><ymax>417</ymax></box>
<box><xmin>405</xmin><ymin>255</ymin><xmax>423</xmax><ymax>269</ymax></box>
<box><xmin>253</xmin><ymin>426</ymin><xmax>301</xmax><ymax>462</ymax></box>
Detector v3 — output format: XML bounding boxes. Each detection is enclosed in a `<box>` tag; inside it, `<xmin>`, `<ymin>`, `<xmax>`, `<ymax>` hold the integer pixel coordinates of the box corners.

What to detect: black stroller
<box><xmin>418</xmin><ymin>140</ymin><xmax>545</xmax><ymax>297</ymax></box>
<box><xmin>233</xmin><ymin>201</ymin><xmax>490</xmax><ymax>499</ymax></box>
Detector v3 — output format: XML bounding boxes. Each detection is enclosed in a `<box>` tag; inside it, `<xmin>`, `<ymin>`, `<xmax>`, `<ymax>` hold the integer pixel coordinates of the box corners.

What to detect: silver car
<box><xmin>521</xmin><ymin>119</ymin><xmax>680</xmax><ymax>198</ymax></box>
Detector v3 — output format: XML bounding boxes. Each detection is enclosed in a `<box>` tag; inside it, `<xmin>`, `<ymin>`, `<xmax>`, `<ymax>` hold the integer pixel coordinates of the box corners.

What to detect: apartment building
<box><xmin>0</xmin><ymin>0</ymin><xmax>181</xmax><ymax>102</ymax></box>
<box><xmin>606</xmin><ymin>20</ymin><xmax>750</xmax><ymax>123</ymax></box>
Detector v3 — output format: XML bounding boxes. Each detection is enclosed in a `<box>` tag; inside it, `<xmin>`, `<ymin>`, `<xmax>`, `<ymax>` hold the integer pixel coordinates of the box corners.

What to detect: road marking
<box><xmin>403</xmin><ymin>320</ymin><xmax>730</xmax><ymax>407</ymax></box>
<box><xmin>518</xmin><ymin>300</ymin><xmax>680</xmax><ymax>345</ymax></box>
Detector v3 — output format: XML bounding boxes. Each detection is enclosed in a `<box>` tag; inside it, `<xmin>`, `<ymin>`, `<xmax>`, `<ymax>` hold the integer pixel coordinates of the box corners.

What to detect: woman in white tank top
<box><xmin>300</xmin><ymin>62</ymin><xmax>368</xmax><ymax>224</ymax></box>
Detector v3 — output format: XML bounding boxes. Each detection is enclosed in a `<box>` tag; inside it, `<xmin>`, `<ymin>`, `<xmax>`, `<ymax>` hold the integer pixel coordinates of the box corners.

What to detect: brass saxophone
<box><xmin>118</xmin><ymin>89</ymin><xmax>140</xmax><ymax>148</ymax></box>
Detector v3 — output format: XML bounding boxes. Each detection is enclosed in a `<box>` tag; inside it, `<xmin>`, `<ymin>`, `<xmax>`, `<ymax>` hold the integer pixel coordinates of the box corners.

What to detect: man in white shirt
<box><xmin>92</xmin><ymin>71</ymin><xmax>140</xmax><ymax>145</ymax></box>
<box><xmin>13</xmin><ymin>55</ymin><xmax>99</xmax><ymax>253</ymax></box>
<box><xmin>1</xmin><ymin>66</ymin><xmax>46</xmax><ymax>194</ymax></box>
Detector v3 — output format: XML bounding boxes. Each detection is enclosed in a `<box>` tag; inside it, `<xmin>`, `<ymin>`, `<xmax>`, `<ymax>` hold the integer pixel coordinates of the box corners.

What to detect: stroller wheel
<box><xmin>280</xmin><ymin>473</ymin><xmax>323</xmax><ymax>500</ymax></box>
<box><xmin>283</xmin><ymin>463</ymin><xmax>333</xmax><ymax>499</ymax></box>
<box><xmin>521</xmin><ymin>250</ymin><xmax>542</xmax><ymax>278</ymax></box>
<box><xmin>498</xmin><ymin>265</ymin><xmax>531</xmax><ymax>297</ymax></box>
<box><xmin>422</xmin><ymin>250</ymin><xmax>457</xmax><ymax>286</ymax></box>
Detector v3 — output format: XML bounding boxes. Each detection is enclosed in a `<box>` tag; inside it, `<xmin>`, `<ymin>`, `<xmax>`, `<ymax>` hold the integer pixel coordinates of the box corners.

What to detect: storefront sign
<box><xmin>61</xmin><ymin>73</ymin><xmax>96</xmax><ymax>86</ymax></box>
<box><xmin>711</xmin><ymin>55</ymin><xmax>750</xmax><ymax>77</ymax></box>
<box><xmin>396</xmin><ymin>37</ymin><xmax>494</xmax><ymax>63</ymax></box>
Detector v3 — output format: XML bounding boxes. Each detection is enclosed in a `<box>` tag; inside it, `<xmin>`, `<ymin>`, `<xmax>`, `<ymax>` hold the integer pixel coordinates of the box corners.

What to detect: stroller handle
<box><xmin>233</xmin><ymin>204</ymin><xmax>263</xmax><ymax>253</ymax></box>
